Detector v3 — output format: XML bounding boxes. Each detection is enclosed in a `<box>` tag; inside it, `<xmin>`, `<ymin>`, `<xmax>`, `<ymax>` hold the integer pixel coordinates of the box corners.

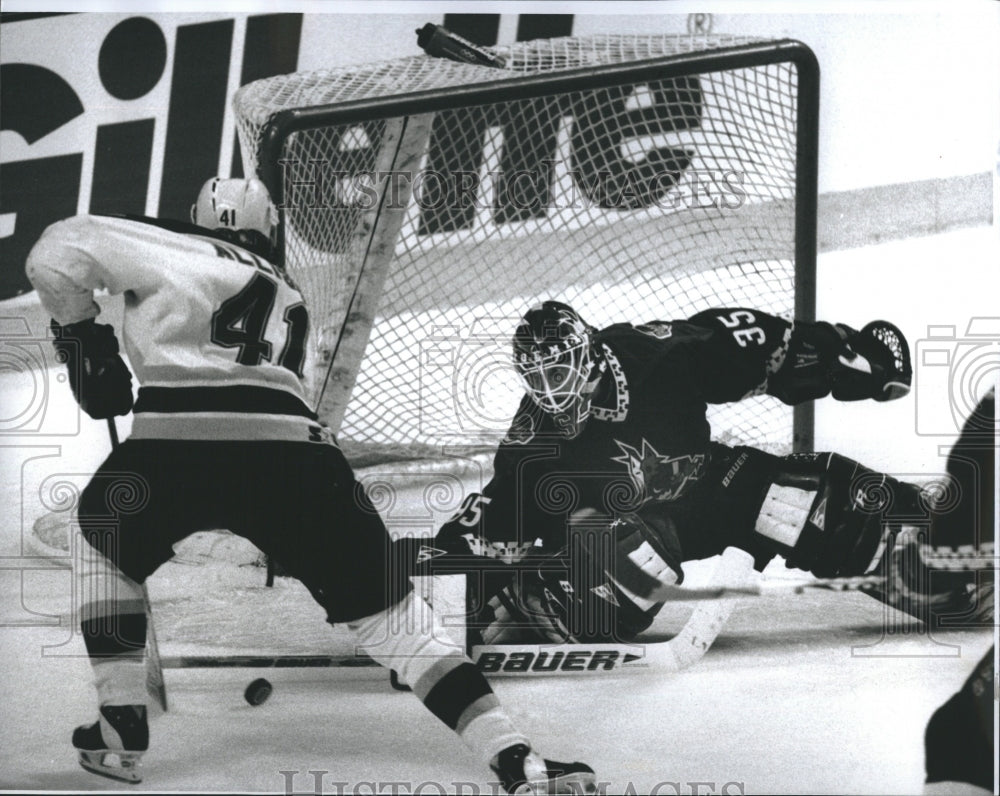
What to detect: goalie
<box><xmin>412</xmin><ymin>300</ymin><xmax>954</xmax><ymax>646</ymax></box>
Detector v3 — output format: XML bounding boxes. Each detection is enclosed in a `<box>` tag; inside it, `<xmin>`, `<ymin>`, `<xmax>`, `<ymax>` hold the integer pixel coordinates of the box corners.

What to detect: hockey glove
<box><xmin>769</xmin><ymin>320</ymin><xmax>912</xmax><ymax>404</ymax></box>
<box><xmin>770</xmin><ymin>453</ymin><xmax>924</xmax><ymax>579</ymax></box>
<box><xmin>831</xmin><ymin>320</ymin><xmax>912</xmax><ymax>402</ymax></box>
<box><xmin>859</xmin><ymin>528</ymin><xmax>995</xmax><ymax>627</ymax></box>
<box><xmin>51</xmin><ymin>318</ymin><xmax>134</xmax><ymax>419</ymax></box>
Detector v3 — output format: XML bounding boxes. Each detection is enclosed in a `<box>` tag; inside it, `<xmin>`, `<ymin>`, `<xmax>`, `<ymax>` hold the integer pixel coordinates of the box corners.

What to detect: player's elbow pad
<box><xmin>25</xmin><ymin>216</ymin><xmax>101</xmax><ymax>314</ymax></box>
<box><xmin>25</xmin><ymin>223</ymin><xmax>71</xmax><ymax>290</ymax></box>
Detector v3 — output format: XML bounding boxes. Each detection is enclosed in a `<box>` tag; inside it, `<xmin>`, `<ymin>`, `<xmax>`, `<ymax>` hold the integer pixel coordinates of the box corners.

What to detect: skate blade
<box><xmin>516</xmin><ymin>773</ymin><xmax>598</xmax><ymax>795</ymax></box>
<box><xmin>78</xmin><ymin>749</ymin><xmax>143</xmax><ymax>783</ymax></box>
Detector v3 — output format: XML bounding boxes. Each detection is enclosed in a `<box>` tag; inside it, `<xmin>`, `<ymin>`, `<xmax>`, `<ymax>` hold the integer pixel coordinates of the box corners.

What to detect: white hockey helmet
<box><xmin>191</xmin><ymin>177</ymin><xmax>278</xmax><ymax>238</ymax></box>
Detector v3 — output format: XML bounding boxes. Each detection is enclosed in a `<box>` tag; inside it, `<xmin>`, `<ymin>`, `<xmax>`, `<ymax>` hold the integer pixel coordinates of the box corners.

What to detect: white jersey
<box><xmin>26</xmin><ymin>214</ymin><xmax>328</xmax><ymax>443</ymax></box>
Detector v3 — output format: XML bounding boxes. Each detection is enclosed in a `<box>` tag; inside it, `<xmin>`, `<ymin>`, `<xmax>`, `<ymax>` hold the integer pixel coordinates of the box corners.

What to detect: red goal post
<box><xmin>233</xmin><ymin>34</ymin><xmax>819</xmax><ymax>468</ymax></box>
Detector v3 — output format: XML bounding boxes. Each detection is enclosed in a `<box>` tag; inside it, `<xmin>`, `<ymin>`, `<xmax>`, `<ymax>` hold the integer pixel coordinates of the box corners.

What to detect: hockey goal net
<box><xmin>233</xmin><ymin>34</ymin><xmax>818</xmax><ymax>466</ymax></box>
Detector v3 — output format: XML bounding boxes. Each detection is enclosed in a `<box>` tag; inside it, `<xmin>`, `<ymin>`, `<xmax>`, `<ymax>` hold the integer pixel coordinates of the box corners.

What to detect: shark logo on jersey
<box><xmin>611</xmin><ymin>439</ymin><xmax>706</xmax><ymax>504</ymax></box>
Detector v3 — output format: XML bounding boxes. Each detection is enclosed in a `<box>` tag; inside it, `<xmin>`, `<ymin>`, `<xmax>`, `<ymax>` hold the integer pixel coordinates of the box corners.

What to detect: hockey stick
<box><xmin>642</xmin><ymin>542</ymin><xmax>996</xmax><ymax>604</ymax></box>
<box><xmin>156</xmin><ymin>638</ymin><xmax>726</xmax><ymax>676</ymax></box>
<box><xmin>155</xmin><ymin>641</ymin><xmax>715</xmax><ymax>675</ymax></box>
<box><xmin>471</xmin><ymin>545</ymin><xmax>757</xmax><ymax>675</ymax></box>
<box><xmin>160</xmin><ymin>653</ymin><xmax>381</xmax><ymax>669</ymax></box>
<box><xmin>163</xmin><ymin>547</ymin><xmax>758</xmax><ymax>678</ymax></box>
<box><xmin>143</xmin><ymin>606</ymin><xmax>168</xmax><ymax>713</ymax></box>
<box><xmin>104</xmin><ymin>418</ymin><xmax>169</xmax><ymax>712</ymax></box>
<box><xmin>155</xmin><ymin>544</ymin><xmax>996</xmax><ymax>678</ymax></box>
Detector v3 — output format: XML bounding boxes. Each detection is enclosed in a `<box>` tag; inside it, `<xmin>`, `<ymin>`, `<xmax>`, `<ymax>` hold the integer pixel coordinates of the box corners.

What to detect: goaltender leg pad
<box><xmin>679</xmin><ymin>443</ymin><xmax>786</xmax><ymax>570</ymax></box>
<box><xmin>752</xmin><ymin>452</ymin><xmax>924</xmax><ymax>578</ymax></box>
<box><xmin>605</xmin><ymin>512</ymin><xmax>683</xmax><ymax>609</ymax></box>
<box><xmin>483</xmin><ymin>515</ymin><xmax>679</xmax><ymax>645</ymax></box>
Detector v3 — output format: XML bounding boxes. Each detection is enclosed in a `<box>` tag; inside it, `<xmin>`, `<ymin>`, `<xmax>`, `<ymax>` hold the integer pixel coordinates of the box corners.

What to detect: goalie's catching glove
<box><xmin>831</xmin><ymin>320</ymin><xmax>912</xmax><ymax>402</ymax></box>
<box><xmin>51</xmin><ymin>318</ymin><xmax>134</xmax><ymax>419</ymax></box>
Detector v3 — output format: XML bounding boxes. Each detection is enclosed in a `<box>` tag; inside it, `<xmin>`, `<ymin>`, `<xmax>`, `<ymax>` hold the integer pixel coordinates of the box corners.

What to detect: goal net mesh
<box><xmin>234</xmin><ymin>34</ymin><xmax>814</xmax><ymax>466</ymax></box>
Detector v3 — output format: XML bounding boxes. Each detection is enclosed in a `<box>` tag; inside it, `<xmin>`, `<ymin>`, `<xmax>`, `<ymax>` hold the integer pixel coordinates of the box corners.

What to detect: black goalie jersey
<box><xmin>437</xmin><ymin>308</ymin><xmax>803</xmax><ymax>559</ymax></box>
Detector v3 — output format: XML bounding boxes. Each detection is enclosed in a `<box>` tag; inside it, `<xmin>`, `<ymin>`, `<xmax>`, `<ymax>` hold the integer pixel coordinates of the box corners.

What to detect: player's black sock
<box><xmin>82</xmin><ymin>610</ymin><xmax>147</xmax><ymax>658</ymax></box>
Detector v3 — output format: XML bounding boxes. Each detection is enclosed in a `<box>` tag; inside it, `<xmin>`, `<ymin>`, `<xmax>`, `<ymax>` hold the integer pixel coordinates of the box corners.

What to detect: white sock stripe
<box><xmin>80</xmin><ymin>597</ymin><xmax>147</xmax><ymax>624</ymax></box>
<box><xmin>459</xmin><ymin>707</ymin><xmax>530</xmax><ymax>766</ymax></box>
<box><xmin>454</xmin><ymin>692</ymin><xmax>502</xmax><ymax>735</ymax></box>
<box><xmin>349</xmin><ymin>593</ymin><xmax>467</xmax><ymax>690</ymax></box>
<box><xmin>92</xmin><ymin>658</ymin><xmax>149</xmax><ymax>707</ymax></box>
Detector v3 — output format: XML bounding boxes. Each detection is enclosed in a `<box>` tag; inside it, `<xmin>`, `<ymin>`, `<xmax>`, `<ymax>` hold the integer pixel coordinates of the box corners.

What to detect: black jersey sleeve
<box><xmin>684</xmin><ymin>308</ymin><xmax>796</xmax><ymax>403</ymax></box>
<box><xmin>686</xmin><ymin>308</ymin><xmax>909</xmax><ymax>406</ymax></box>
<box><xmin>433</xmin><ymin>397</ymin><xmax>564</xmax><ymax>561</ymax></box>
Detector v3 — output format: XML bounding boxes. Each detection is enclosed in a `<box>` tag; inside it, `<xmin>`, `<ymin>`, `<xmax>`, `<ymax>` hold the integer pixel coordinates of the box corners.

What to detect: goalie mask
<box><xmin>191</xmin><ymin>177</ymin><xmax>278</xmax><ymax>240</ymax></box>
<box><xmin>512</xmin><ymin>301</ymin><xmax>600</xmax><ymax>438</ymax></box>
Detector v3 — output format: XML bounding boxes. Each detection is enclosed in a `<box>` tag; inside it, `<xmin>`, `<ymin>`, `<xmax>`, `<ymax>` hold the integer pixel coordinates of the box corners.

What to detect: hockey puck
<box><xmin>244</xmin><ymin>678</ymin><xmax>272</xmax><ymax>706</ymax></box>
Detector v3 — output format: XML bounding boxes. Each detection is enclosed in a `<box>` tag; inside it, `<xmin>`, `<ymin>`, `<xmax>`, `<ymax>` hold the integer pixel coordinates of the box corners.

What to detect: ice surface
<box><xmin>1</xmin><ymin>227</ymin><xmax>996</xmax><ymax>793</ymax></box>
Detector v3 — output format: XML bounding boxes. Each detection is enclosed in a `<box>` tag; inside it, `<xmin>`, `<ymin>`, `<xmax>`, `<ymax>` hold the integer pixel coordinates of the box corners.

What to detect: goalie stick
<box><xmin>644</xmin><ymin>541</ymin><xmax>997</xmax><ymax>604</ymax></box>
<box><xmin>473</xmin><ymin>545</ymin><xmax>757</xmax><ymax>675</ymax></box>
<box><xmin>162</xmin><ymin>547</ymin><xmax>758</xmax><ymax>677</ymax></box>
<box><xmin>120</xmin><ymin>541</ymin><xmax>1000</xmax><ymax>685</ymax></box>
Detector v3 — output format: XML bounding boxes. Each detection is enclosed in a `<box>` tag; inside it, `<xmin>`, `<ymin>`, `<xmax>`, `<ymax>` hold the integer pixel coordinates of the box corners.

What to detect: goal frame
<box><xmin>253</xmin><ymin>38</ymin><xmax>820</xmax><ymax>453</ymax></box>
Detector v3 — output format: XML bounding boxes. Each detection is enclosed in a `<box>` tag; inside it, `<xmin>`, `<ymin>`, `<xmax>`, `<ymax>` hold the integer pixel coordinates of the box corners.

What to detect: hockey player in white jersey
<box><xmin>25</xmin><ymin>178</ymin><xmax>596</xmax><ymax>794</ymax></box>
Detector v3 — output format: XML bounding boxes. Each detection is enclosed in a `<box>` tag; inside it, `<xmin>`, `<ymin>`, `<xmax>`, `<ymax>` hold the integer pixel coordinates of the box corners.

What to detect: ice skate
<box><xmin>490</xmin><ymin>743</ymin><xmax>596</xmax><ymax>795</ymax></box>
<box><xmin>73</xmin><ymin>704</ymin><xmax>148</xmax><ymax>783</ymax></box>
